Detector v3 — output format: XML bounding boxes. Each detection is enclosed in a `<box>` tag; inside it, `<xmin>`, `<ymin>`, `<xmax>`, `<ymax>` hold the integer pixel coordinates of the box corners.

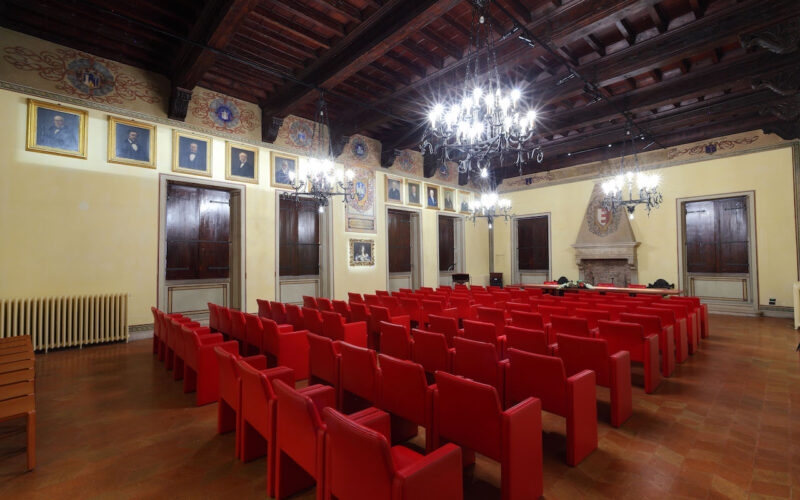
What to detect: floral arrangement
<box><xmin>557</xmin><ymin>280</ymin><xmax>594</xmax><ymax>290</ymax></box>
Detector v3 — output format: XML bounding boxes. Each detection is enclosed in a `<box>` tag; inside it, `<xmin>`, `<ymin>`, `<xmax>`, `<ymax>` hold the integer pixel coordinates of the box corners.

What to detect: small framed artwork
<box><xmin>406</xmin><ymin>180</ymin><xmax>421</xmax><ymax>207</ymax></box>
<box><xmin>108</xmin><ymin>116</ymin><xmax>156</xmax><ymax>168</ymax></box>
<box><xmin>26</xmin><ymin>99</ymin><xmax>87</xmax><ymax>159</ymax></box>
<box><xmin>442</xmin><ymin>187</ymin><xmax>456</xmax><ymax>212</ymax></box>
<box><xmin>226</xmin><ymin>142</ymin><xmax>259</xmax><ymax>184</ymax></box>
<box><xmin>173</xmin><ymin>131</ymin><xmax>211</xmax><ymax>176</ymax></box>
<box><xmin>385</xmin><ymin>175</ymin><xmax>403</xmax><ymax>204</ymax></box>
<box><xmin>425</xmin><ymin>184</ymin><xmax>439</xmax><ymax>210</ymax></box>
<box><xmin>350</xmin><ymin>239</ymin><xmax>375</xmax><ymax>266</ymax></box>
<box><xmin>271</xmin><ymin>152</ymin><xmax>298</xmax><ymax>188</ymax></box>
<box><xmin>459</xmin><ymin>191</ymin><xmax>472</xmax><ymax>214</ymax></box>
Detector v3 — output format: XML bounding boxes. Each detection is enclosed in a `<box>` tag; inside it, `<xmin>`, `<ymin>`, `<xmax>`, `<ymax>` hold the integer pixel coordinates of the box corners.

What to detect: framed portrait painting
<box><xmin>26</xmin><ymin>99</ymin><xmax>87</xmax><ymax>159</ymax></box>
<box><xmin>425</xmin><ymin>184</ymin><xmax>439</xmax><ymax>210</ymax></box>
<box><xmin>459</xmin><ymin>191</ymin><xmax>472</xmax><ymax>214</ymax></box>
<box><xmin>172</xmin><ymin>131</ymin><xmax>211</xmax><ymax>176</ymax></box>
<box><xmin>271</xmin><ymin>152</ymin><xmax>297</xmax><ymax>188</ymax></box>
<box><xmin>442</xmin><ymin>187</ymin><xmax>456</xmax><ymax>212</ymax></box>
<box><xmin>385</xmin><ymin>175</ymin><xmax>403</xmax><ymax>204</ymax></box>
<box><xmin>226</xmin><ymin>142</ymin><xmax>259</xmax><ymax>184</ymax></box>
<box><xmin>406</xmin><ymin>180</ymin><xmax>421</xmax><ymax>207</ymax></box>
<box><xmin>350</xmin><ymin>239</ymin><xmax>375</xmax><ymax>266</ymax></box>
<box><xmin>108</xmin><ymin>117</ymin><xmax>156</xmax><ymax>168</ymax></box>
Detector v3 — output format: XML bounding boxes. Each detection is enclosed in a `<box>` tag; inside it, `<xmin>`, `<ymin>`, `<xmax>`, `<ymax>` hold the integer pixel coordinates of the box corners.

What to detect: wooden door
<box><xmin>685</xmin><ymin>196</ymin><xmax>748</xmax><ymax>273</ymax></box>
<box><xmin>515</xmin><ymin>215</ymin><xmax>550</xmax><ymax>284</ymax></box>
<box><xmin>279</xmin><ymin>197</ymin><xmax>320</xmax><ymax>277</ymax></box>
<box><xmin>165</xmin><ymin>184</ymin><xmax>230</xmax><ymax>280</ymax></box>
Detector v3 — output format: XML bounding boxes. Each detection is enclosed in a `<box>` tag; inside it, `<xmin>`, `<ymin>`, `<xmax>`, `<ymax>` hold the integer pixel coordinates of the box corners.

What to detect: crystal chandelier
<box><xmin>601</xmin><ymin>127</ymin><xmax>663</xmax><ymax>219</ymax></box>
<box><xmin>420</xmin><ymin>0</ymin><xmax>543</xmax><ymax>177</ymax></box>
<box><xmin>468</xmin><ymin>191</ymin><xmax>512</xmax><ymax>229</ymax></box>
<box><xmin>281</xmin><ymin>91</ymin><xmax>354</xmax><ymax>212</ymax></box>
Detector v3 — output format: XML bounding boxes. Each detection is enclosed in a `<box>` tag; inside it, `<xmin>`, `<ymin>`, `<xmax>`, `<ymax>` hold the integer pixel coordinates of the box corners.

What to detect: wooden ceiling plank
<box><xmin>420</xmin><ymin>27</ymin><xmax>463</xmax><ymax>61</ymax></box>
<box><xmin>264</xmin><ymin>0</ymin><xmax>345</xmax><ymax>39</ymax></box>
<box><xmin>249</xmin><ymin>10</ymin><xmax>331</xmax><ymax>50</ymax></box>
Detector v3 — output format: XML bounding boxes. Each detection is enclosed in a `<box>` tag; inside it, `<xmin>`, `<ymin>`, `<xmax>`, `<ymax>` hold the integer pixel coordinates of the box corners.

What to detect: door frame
<box><xmin>274</xmin><ymin>195</ymin><xmax>332</xmax><ymax>303</ymax></box>
<box><xmin>677</xmin><ymin>190</ymin><xmax>758</xmax><ymax>315</ymax></box>
<box><xmin>511</xmin><ymin>212</ymin><xmax>552</xmax><ymax>285</ymax></box>
<box><xmin>385</xmin><ymin>207</ymin><xmax>422</xmax><ymax>291</ymax></box>
<box><xmin>157</xmin><ymin>174</ymin><xmax>245</xmax><ymax>318</ymax></box>
<box><xmin>437</xmin><ymin>213</ymin><xmax>465</xmax><ymax>286</ymax></box>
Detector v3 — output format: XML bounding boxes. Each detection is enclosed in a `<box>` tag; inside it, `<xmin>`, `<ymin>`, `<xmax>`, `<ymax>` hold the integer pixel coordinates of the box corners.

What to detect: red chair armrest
<box><xmin>299</xmin><ymin>384</ymin><xmax>337</xmax><ymax>413</ymax></box>
<box><xmin>243</xmin><ymin>354</ymin><xmax>268</xmax><ymax>370</ymax></box>
<box><xmin>395</xmin><ymin>443</ymin><xmax>463</xmax><ymax>500</ymax></box>
<box><xmin>198</xmin><ymin>333</ymin><xmax>225</xmax><ymax>345</ymax></box>
<box><xmin>502</xmin><ymin>397</ymin><xmax>543</xmax><ymax>499</ymax></box>
<box><xmin>277</xmin><ymin>323</ymin><xmax>294</xmax><ymax>333</ymax></box>
<box><xmin>264</xmin><ymin>365</ymin><xmax>295</xmax><ymax>387</ymax></box>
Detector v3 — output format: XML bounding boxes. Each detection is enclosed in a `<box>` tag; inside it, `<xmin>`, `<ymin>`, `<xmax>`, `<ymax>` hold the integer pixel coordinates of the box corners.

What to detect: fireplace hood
<box><xmin>572</xmin><ymin>185</ymin><xmax>640</xmax><ymax>286</ymax></box>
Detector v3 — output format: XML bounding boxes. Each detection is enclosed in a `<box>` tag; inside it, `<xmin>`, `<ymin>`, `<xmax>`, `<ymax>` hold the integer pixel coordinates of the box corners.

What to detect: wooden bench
<box><xmin>0</xmin><ymin>335</ymin><xmax>36</xmax><ymax>471</ymax></box>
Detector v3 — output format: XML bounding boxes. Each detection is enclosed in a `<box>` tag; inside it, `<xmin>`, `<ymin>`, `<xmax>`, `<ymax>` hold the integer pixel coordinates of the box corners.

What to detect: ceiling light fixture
<box><xmin>420</xmin><ymin>0</ymin><xmax>543</xmax><ymax>179</ymax></box>
<box><xmin>468</xmin><ymin>191</ymin><xmax>512</xmax><ymax>229</ymax></box>
<box><xmin>281</xmin><ymin>91</ymin><xmax>354</xmax><ymax>212</ymax></box>
<box><xmin>601</xmin><ymin>126</ymin><xmax>663</xmax><ymax>219</ymax></box>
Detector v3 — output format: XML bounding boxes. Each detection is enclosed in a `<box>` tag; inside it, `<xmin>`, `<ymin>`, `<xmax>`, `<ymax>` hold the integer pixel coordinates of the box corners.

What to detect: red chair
<box><xmin>427</xmin><ymin>314</ymin><xmax>462</xmax><ymax>348</ymax></box>
<box><xmin>347</xmin><ymin>291</ymin><xmax>364</xmax><ymax>304</ymax></box>
<box><xmin>337</xmin><ymin>341</ymin><xmax>380</xmax><ymax>413</ymax></box>
<box><xmin>556</xmin><ymin>333</ymin><xmax>632</xmax><ymax>427</ymax></box>
<box><xmin>379</xmin><ymin>321</ymin><xmax>413</xmax><ymax>360</ymax></box>
<box><xmin>256</xmin><ymin>298</ymin><xmax>272</xmax><ymax>320</ymax></box>
<box><xmin>596</xmin><ymin>320</ymin><xmax>661</xmax><ymax>394</ymax></box>
<box><xmin>377</xmin><ymin>354</ymin><xmax>435</xmax><ymax>450</ymax></box>
<box><xmin>217</xmin><ymin>305</ymin><xmax>233</xmax><ymax>339</ymax></box>
<box><xmin>462</xmin><ymin>319</ymin><xmax>506</xmax><ymax>358</ymax></box>
<box><xmin>433</xmin><ymin>370</ymin><xmax>542</xmax><ymax>500</ymax></box>
<box><xmin>398</xmin><ymin>296</ymin><xmax>423</xmax><ymax>328</ymax></box>
<box><xmin>657</xmin><ymin>298</ymin><xmax>701</xmax><ymax>349</ymax></box>
<box><xmin>303</xmin><ymin>296</ymin><xmax>319</xmax><ymax>309</ymax></box>
<box><xmin>452</xmin><ymin>336</ymin><xmax>506</xmax><ymax>396</ymax></box>
<box><xmin>504</xmin><ymin>348</ymin><xmax>597</xmax><ymax>466</ymax></box>
<box><xmin>509</xmin><ymin>310</ymin><xmax>544</xmax><ymax>331</ymax></box>
<box><xmin>316</xmin><ymin>297</ymin><xmax>334</xmax><ymax>313</ymax></box>
<box><xmin>323</xmin><ymin>406</ymin><xmax>463</xmax><ymax>500</ymax></box>
<box><xmin>247</xmin><ymin>314</ymin><xmax>310</xmax><ymax>380</ymax></box>
<box><xmin>272</xmin><ymin>380</ymin><xmax>385</xmax><ymax>500</ymax></box>
<box><xmin>227</xmin><ymin>310</ymin><xmax>252</xmax><ymax>355</ymax></box>
<box><xmin>182</xmin><ymin>325</ymin><xmax>238</xmax><ymax>406</ymax></box>
<box><xmin>306</xmin><ymin>333</ymin><xmax>341</xmax><ymax>405</ymax></box>
<box><xmin>410</xmin><ymin>329</ymin><xmax>454</xmax><ymax>381</ymax></box>
<box><xmin>270</xmin><ymin>301</ymin><xmax>289</xmax><ymax>326</ymax></box>
<box><xmin>285</xmin><ymin>303</ymin><xmax>305</xmax><ymax>331</ymax></box>
<box><xmin>363</xmin><ymin>293</ymin><xmax>382</xmax><ymax>307</ymax></box>
<box><xmin>573</xmin><ymin>308</ymin><xmax>611</xmax><ymax>330</ymax></box>
<box><xmin>637</xmin><ymin>306</ymin><xmax>688</xmax><ymax>363</ymax></box>
<box><xmin>550</xmin><ymin>315</ymin><xmax>597</xmax><ymax>343</ymax></box>
<box><xmin>475</xmin><ymin>306</ymin><xmax>509</xmax><ymax>336</ymax></box>
<box><xmin>379</xmin><ymin>295</ymin><xmax>405</xmax><ymax>317</ymax></box>
<box><xmin>368</xmin><ymin>305</ymin><xmax>410</xmax><ymax>350</ymax></box>
<box><xmin>236</xmin><ymin>359</ymin><xmax>296</xmax><ymax>497</ymax></box>
<box><xmin>620</xmin><ymin>312</ymin><xmax>675</xmax><ymax>377</ymax></box>
<box><xmin>349</xmin><ymin>303</ymin><xmax>376</xmax><ymax>349</ymax></box>
<box><xmin>504</xmin><ymin>325</ymin><xmax>551</xmax><ymax>356</ymax></box>
<box><xmin>537</xmin><ymin>304</ymin><xmax>569</xmax><ymax>343</ymax></box>
<box><xmin>302</xmin><ymin>306</ymin><xmax>325</xmax><ymax>335</ymax></box>
<box><xmin>594</xmin><ymin>303</ymin><xmax>630</xmax><ymax>321</ymax></box>
<box><xmin>166</xmin><ymin>316</ymin><xmax>198</xmax><ymax>374</ymax></box>
<box><xmin>669</xmin><ymin>296</ymin><xmax>709</xmax><ymax>338</ymax></box>
<box><xmin>332</xmin><ymin>299</ymin><xmax>352</xmax><ymax>322</ymax></box>
<box><xmin>321</xmin><ymin>311</ymin><xmax>368</xmax><ymax>347</ymax></box>
<box><xmin>207</xmin><ymin>303</ymin><xmax>220</xmax><ymax>335</ymax></box>
<box><xmin>213</xmin><ymin>346</ymin><xmax>268</xmax><ymax>458</ymax></box>
<box><xmin>448</xmin><ymin>294</ymin><xmax>475</xmax><ymax>322</ymax></box>
<box><xmin>420</xmin><ymin>299</ymin><xmax>457</xmax><ymax>327</ymax></box>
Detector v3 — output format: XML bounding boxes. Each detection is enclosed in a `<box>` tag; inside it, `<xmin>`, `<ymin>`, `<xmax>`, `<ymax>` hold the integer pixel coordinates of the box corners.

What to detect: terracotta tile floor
<box><xmin>1</xmin><ymin>314</ymin><xmax>799</xmax><ymax>499</ymax></box>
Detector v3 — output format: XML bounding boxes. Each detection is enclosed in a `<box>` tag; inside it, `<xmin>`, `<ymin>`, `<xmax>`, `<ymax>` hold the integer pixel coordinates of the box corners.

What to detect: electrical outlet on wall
<box><xmin>769</xmin><ymin>298</ymin><xmax>776</xmax><ymax>305</ymax></box>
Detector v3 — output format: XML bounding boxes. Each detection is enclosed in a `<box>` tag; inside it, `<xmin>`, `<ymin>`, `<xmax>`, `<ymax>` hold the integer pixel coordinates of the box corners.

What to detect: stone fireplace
<box><xmin>572</xmin><ymin>186</ymin><xmax>640</xmax><ymax>286</ymax></box>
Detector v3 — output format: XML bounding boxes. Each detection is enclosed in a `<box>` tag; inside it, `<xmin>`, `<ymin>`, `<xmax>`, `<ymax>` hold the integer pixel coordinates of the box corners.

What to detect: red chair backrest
<box><xmin>285</xmin><ymin>304</ymin><xmax>305</xmax><ymax>331</ymax></box>
<box><xmin>462</xmin><ymin>319</ymin><xmax>499</xmax><ymax>345</ymax></box>
<box><xmin>302</xmin><ymin>296</ymin><xmax>318</xmax><ymax>309</ymax></box>
<box><xmin>510</xmin><ymin>310</ymin><xmax>544</xmax><ymax>330</ymax></box>
<box><xmin>301</xmin><ymin>306</ymin><xmax>324</xmax><ymax>335</ymax></box>
<box><xmin>427</xmin><ymin>314</ymin><xmax>460</xmax><ymax>347</ymax></box>
<box><xmin>556</xmin><ymin>333</ymin><xmax>614</xmax><ymax>385</ymax></box>
<box><xmin>550</xmin><ymin>314</ymin><xmax>593</xmax><ymax>338</ymax></box>
<box><xmin>377</xmin><ymin>354</ymin><xmax>429</xmax><ymax>425</ymax></box>
<box><xmin>270</xmin><ymin>301</ymin><xmax>288</xmax><ymax>325</ymax></box>
<box><xmin>619</xmin><ymin>312</ymin><xmax>663</xmax><ymax>337</ymax></box>
<box><xmin>337</xmin><ymin>341</ymin><xmax>379</xmax><ymax>403</ymax></box>
<box><xmin>379</xmin><ymin>320</ymin><xmax>412</xmax><ymax>360</ymax></box>
<box><xmin>411</xmin><ymin>329</ymin><xmax>452</xmax><ymax>375</ymax></box>
<box><xmin>256</xmin><ymin>299</ymin><xmax>271</xmax><ymax>319</ymax></box>
<box><xmin>306</xmin><ymin>332</ymin><xmax>340</xmax><ymax>387</ymax></box>
<box><xmin>273</xmin><ymin>379</ymin><xmax>325</xmax><ymax>474</ymax></box>
<box><xmin>347</xmin><ymin>292</ymin><xmax>364</xmax><ymax>304</ymax></box>
<box><xmin>504</xmin><ymin>325</ymin><xmax>549</xmax><ymax>356</ymax></box>
<box><xmin>506</xmin><ymin>348</ymin><xmax>568</xmax><ymax>415</ymax></box>
<box><xmin>452</xmin><ymin>336</ymin><xmax>503</xmax><ymax>391</ymax></box>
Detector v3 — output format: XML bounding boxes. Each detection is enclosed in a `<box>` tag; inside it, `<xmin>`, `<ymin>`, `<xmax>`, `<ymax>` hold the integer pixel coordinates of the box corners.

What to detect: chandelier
<box><xmin>420</xmin><ymin>0</ymin><xmax>543</xmax><ymax>177</ymax></box>
<box><xmin>601</xmin><ymin>127</ymin><xmax>663</xmax><ymax>219</ymax></box>
<box><xmin>281</xmin><ymin>91</ymin><xmax>354</xmax><ymax>212</ymax></box>
<box><xmin>468</xmin><ymin>191</ymin><xmax>512</xmax><ymax>229</ymax></box>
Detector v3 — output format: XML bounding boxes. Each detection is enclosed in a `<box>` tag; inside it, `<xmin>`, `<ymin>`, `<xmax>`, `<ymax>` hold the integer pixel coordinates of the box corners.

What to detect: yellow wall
<box><xmin>497</xmin><ymin>147</ymin><xmax>797</xmax><ymax>307</ymax></box>
<box><xmin>0</xmin><ymin>90</ymin><xmax>486</xmax><ymax>325</ymax></box>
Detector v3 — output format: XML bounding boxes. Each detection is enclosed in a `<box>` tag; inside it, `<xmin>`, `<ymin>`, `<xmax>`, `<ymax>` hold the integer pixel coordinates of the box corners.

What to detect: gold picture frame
<box><xmin>459</xmin><ymin>191</ymin><xmax>472</xmax><ymax>214</ymax></box>
<box><xmin>26</xmin><ymin>99</ymin><xmax>87</xmax><ymax>159</ymax></box>
<box><xmin>108</xmin><ymin>116</ymin><xmax>156</xmax><ymax>168</ymax></box>
<box><xmin>442</xmin><ymin>187</ymin><xmax>456</xmax><ymax>212</ymax></box>
<box><xmin>385</xmin><ymin>175</ymin><xmax>403</xmax><ymax>204</ymax></box>
<box><xmin>350</xmin><ymin>239</ymin><xmax>375</xmax><ymax>266</ymax></box>
<box><xmin>226</xmin><ymin>142</ymin><xmax>259</xmax><ymax>184</ymax></box>
<box><xmin>172</xmin><ymin>130</ymin><xmax>212</xmax><ymax>177</ymax></box>
<box><xmin>271</xmin><ymin>151</ymin><xmax>298</xmax><ymax>188</ymax></box>
<box><xmin>406</xmin><ymin>180</ymin><xmax>421</xmax><ymax>207</ymax></box>
<box><xmin>425</xmin><ymin>183</ymin><xmax>440</xmax><ymax>210</ymax></box>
